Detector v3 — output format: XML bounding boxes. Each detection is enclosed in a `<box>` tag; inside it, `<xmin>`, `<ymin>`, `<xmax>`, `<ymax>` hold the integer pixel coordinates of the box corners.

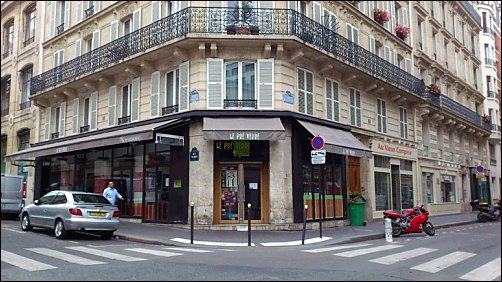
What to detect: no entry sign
<box><xmin>311</xmin><ymin>135</ymin><xmax>325</xmax><ymax>150</ymax></box>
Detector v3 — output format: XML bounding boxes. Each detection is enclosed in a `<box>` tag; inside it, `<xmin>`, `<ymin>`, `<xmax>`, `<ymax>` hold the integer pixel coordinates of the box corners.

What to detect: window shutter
<box><xmin>76</xmin><ymin>1</ymin><xmax>83</xmax><ymax>23</ymax></box>
<box><xmin>108</xmin><ymin>86</ymin><xmax>116</xmax><ymax>126</ymax></box>
<box><xmin>90</xmin><ymin>92</ymin><xmax>98</xmax><ymax>130</ymax></box>
<box><xmin>110</xmin><ymin>21</ymin><xmax>118</xmax><ymax>41</ymax></box>
<box><xmin>257</xmin><ymin>59</ymin><xmax>274</xmax><ymax>109</ymax></box>
<box><xmin>72</xmin><ymin>98</ymin><xmax>79</xmax><ymax>134</ymax></box>
<box><xmin>132</xmin><ymin>8</ymin><xmax>142</xmax><ymax>32</ymax></box>
<box><xmin>288</xmin><ymin>1</ymin><xmax>297</xmax><ymax>11</ymax></box>
<box><xmin>353</xmin><ymin>28</ymin><xmax>359</xmax><ymax>45</ymax></box>
<box><xmin>306</xmin><ymin>72</ymin><xmax>313</xmax><ymax>116</ymax></box>
<box><xmin>356</xmin><ymin>91</ymin><xmax>361</xmax><ymax>127</ymax></box>
<box><xmin>92</xmin><ymin>29</ymin><xmax>100</xmax><ymax>50</ymax></box>
<box><xmin>402</xmin><ymin>8</ymin><xmax>408</xmax><ymax>26</ymax></box>
<box><xmin>45</xmin><ymin>107</ymin><xmax>52</xmax><ymax>140</ymax></box>
<box><xmin>333</xmin><ymin>81</ymin><xmax>339</xmax><ymax>122</ymax></box>
<box><xmin>64</xmin><ymin>1</ymin><xmax>71</xmax><ymax>30</ymax></box>
<box><xmin>384</xmin><ymin>46</ymin><xmax>390</xmax><ymax>62</ymax></box>
<box><xmin>405</xmin><ymin>58</ymin><xmax>412</xmax><ymax>74</ymax></box>
<box><xmin>258</xmin><ymin>1</ymin><xmax>273</xmax><ymax>8</ymax></box>
<box><xmin>131</xmin><ymin>78</ymin><xmax>141</xmax><ymax>121</ymax></box>
<box><xmin>49</xmin><ymin>1</ymin><xmax>56</xmax><ymax>38</ymax></box>
<box><xmin>150</xmin><ymin>71</ymin><xmax>160</xmax><ymax>117</ymax></box>
<box><xmin>390</xmin><ymin>1</ymin><xmax>395</xmax><ymax>33</ymax></box>
<box><xmin>75</xmin><ymin>39</ymin><xmax>82</xmax><ymax>57</ymax></box>
<box><xmin>313</xmin><ymin>2</ymin><xmax>321</xmax><ymax>23</ymax></box>
<box><xmin>59</xmin><ymin>102</ymin><xmax>66</xmax><ymax>137</ymax></box>
<box><xmin>326</xmin><ymin>80</ymin><xmax>332</xmax><ymax>120</ymax></box>
<box><xmin>179</xmin><ymin>61</ymin><xmax>189</xmax><ymax>111</ymax></box>
<box><xmin>179</xmin><ymin>1</ymin><xmax>189</xmax><ymax>10</ymax></box>
<box><xmin>152</xmin><ymin>1</ymin><xmax>161</xmax><ymax>23</ymax></box>
<box><xmin>393</xmin><ymin>50</ymin><xmax>398</xmax><ymax>66</ymax></box>
<box><xmin>207</xmin><ymin>58</ymin><xmax>223</xmax><ymax>109</ymax></box>
<box><xmin>346</xmin><ymin>24</ymin><xmax>352</xmax><ymax>42</ymax></box>
<box><xmin>94</xmin><ymin>1</ymin><xmax>101</xmax><ymax>12</ymax></box>
<box><xmin>369</xmin><ymin>36</ymin><xmax>375</xmax><ymax>54</ymax></box>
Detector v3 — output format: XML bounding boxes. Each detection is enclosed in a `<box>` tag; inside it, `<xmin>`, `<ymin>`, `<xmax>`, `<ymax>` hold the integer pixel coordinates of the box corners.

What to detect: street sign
<box><xmin>311</xmin><ymin>150</ymin><xmax>326</xmax><ymax>157</ymax></box>
<box><xmin>311</xmin><ymin>156</ymin><xmax>326</xmax><ymax>165</ymax></box>
<box><xmin>311</xmin><ymin>136</ymin><xmax>325</xmax><ymax>150</ymax></box>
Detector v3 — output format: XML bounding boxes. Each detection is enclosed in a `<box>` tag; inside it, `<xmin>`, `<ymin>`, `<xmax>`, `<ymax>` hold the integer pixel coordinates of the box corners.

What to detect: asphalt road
<box><xmin>1</xmin><ymin>218</ymin><xmax>500</xmax><ymax>281</ymax></box>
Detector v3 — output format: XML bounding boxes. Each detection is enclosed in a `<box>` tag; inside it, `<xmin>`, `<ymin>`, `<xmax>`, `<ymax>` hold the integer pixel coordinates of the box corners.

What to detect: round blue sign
<box><xmin>311</xmin><ymin>136</ymin><xmax>325</xmax><ymax>150</ymax></box>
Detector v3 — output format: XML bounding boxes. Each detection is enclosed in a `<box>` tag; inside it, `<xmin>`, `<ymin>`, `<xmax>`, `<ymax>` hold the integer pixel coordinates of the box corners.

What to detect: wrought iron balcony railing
<box><xmin>51</xmin><ymin>132</ymin><xmax>59</xmax><ymax>139</ymax></box>
<box><xmin>223</xmin><ymin>99</ymin><xmax>257</xmax><ymax>109</ymax></box>
<box><xmin>85</xmin><ymin>6</ymin><xmax>94</xmax><ymax>18</ymax></box>
<box><xmin>162</xmin><ymin>105</ymin><xmax>179</xmax><ymax>115</ymax></box>
<box><xmin>441</xmin><ymin>95</ymin><xmax>491</xmax><ymax>130</ymax></box>
<box><xmin>80</xmin><ymin>125</ymin><xmax>90</xmax><ymax>133</ymax></box>
<box><xmin>118</xmin><ymin>116</ymin><xmax>131</xmax><ymax>125</ymax></box>
<box><xmin>19</xmin><ymin>101</ymin><xmax>31</xmax><ymax>110</ymax></box>
<box><xmin>56</xmin><ymin>23</ymin><xmax>65</xmax><ymax>35</ymax></box>
<box><xmin>23</xmin><ymin>36</ymin><xmax>35</xmax><ymax>47</ymax></box>
<box><xmin>31</xmin><ymin>6</ymin><xmax>488</xmax><ymax>130</ymax></box>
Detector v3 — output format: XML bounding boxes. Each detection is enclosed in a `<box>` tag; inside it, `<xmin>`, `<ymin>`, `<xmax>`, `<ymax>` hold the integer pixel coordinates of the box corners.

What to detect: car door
<box><xmin>45</xmin><ymin>192</ymin><xmax>68</xmax><ymax>227</ymax></box>
<box><xmin>30</xmin><ymin>192</ymin><xmax>57</xmax><ymax>227</ymax></box>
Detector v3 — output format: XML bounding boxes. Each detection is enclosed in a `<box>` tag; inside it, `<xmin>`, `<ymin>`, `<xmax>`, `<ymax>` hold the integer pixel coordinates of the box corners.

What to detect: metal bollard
<box><xmin>247</xmin><ymin>203</ymin><xmax>252</xmax><ymax>246</ymax></box>
<box><xmin>190</xmin><ymin>202</ymin><xmax>194</xmax><ymax>244</ymax></box>
<box><xmin>384</xmin><ymin>218</ymin><xmax>392</xmax><ymax>242</ymax></box>
<box><xmin>302</xmin><ymin>205</ymin><xmax>308</xmax><ymax>245</ymax></box>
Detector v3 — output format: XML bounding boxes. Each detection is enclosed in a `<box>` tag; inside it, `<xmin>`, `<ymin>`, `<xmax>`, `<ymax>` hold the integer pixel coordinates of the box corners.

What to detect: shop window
<box><xmin>374</xmin><ymin>156</ymin><xmax>390</xmax><ymax>168</ymax></box>
<box><xmin>375</xmin><ymin>172</ymin><xmax>390</xmax><ymax>210</ymax></box>
<box><xmin>400</xmin><ymin>160</ymin><xmax>412</xmax><ymax>171</ymax></box>
<box><xmin>440</xmin><ymin>175</ymin><xmax>456</xmax><ymax>203</ymax></box>
<box><xmin>423</xmin><ymin>173</ymin><xmax>434</xmax><ymax>203</ymax></box>
<box><xmin>400</xmin><ymin>174</ymin><xmax>413</xmax><ymax>209</ymax></box>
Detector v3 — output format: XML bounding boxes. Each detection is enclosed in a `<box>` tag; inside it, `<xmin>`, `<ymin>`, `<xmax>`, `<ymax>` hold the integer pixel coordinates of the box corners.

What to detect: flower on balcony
<box><xmin>482</xmin><ymin>114</ymin><xmax>491</xmax><ymax>123</ymax></box>
<box><xmin>373</xmin><ymin>8</ymin><xmax>390</xmax><ymax>25</ymax></box>
<box><xmin>427</xmin><ymin>83</ymin><xmax>441</xmax><ymax>95</ymax></box>
<box><xmin>395</xmin><ymin>24</ymin><xmax>410</xmax><ymax>40</ymax></box>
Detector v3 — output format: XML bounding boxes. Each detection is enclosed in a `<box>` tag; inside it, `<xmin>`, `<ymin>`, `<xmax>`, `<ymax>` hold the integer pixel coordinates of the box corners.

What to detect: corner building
<box><xmin>5</xmin><ymin>1</ymin><xmax>491</xmax><ymax>229</ymax></box>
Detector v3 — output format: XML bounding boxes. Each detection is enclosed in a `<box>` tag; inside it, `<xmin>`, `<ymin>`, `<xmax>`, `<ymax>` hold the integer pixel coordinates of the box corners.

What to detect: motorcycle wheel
<box><xmin>477</xmin><ymin>213</ymin><xmax>489</xmax><ymax>222</ymax></box>
<box><xmin>392</xmin><ymin>226</ymin><xmax>402</xmax><ymax>237</ymax></box>
<box><xmin>422</xmin><ymin>221</ymin><xmax>435</xmax><ymax>236</ymax></box>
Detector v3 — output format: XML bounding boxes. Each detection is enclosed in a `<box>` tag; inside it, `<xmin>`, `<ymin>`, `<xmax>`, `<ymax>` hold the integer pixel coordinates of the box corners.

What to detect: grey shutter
<box><xmin>313</xmin><ymin>2</ymin><xmax>321</xmax><ymax>23</ymax></box>
<box><xmin>150</xmin><ymin>71</ymin><xmax>160</xmax><ymax>117</ymax></box>
<box><xmin>108</xmin><ymin>86</ymin><xmax>116</xmax><ymax>126</ymax></box>
<box><xmin>132</xmin><ymin>8</ymin><xmax>141</xmax><ymax>31</ymax></box>
<box><xmin>207</xmin><ymin>59</ymin><xmax>223</xmax><ymax>109</ymax></box>
<box><xmin>76</xmin><ymin>1</ymin><xmax>83</xmax><ymax>23</ymax></box>
<box><xmin>75</xmin><ymin>39</ymin><xmax>82</xmax><ymax>57</ymax></box>
<box><xmin>49</xmin><ymin>1</ymin><xmax>56</xmax><ymax>38</ymax></box>
<box><xmin>179</xmin><ymin>62</ymin><xmax>189</xmax><ymax>111</ymax></box>
<box><xmin>110</xmin><ymin>21</ymin><xmax>118</xmax><ymax>41</ymax></box>
<box><xmin>72</xmin><ymin>98</ymin><xmax>79</xmax><ymax>134</ymax></box>
<box><xmin>152</xmin><ymin>1</ymin><xmax>160</xmax><ymax>23</ymax></box>
<box><xmin>45</xmin><ymin>107</ymin><xmax>52</xmax><ymax>140</ymax></box>
<box><xmin>90</xmin><ymin>92</ymin><xmax>98</xmax><ymax>130</ymax></box>
<box><xmin>94</xmin><ymin>1</ymin><xmax>101</xmax><ymax>12</ymax></box>
<box><xmin>59</xmin><ymin>102</ymin><xmax>66</xmax><ymax>137</ymax></box>
<box><xmin>326</xmin><ymin>80</ymin><xmax>332</xmax><ymax>120</ymax></box>
<box><xmin>131</xmin><ymin>78</ymin><xmax>140</xmax><ymax>121</ymax></box>
<box><xmin>64</xmin><ymin>1</ymin><xmax>71</xmax><ymax>30</ymax></box>
<box><xmin>92</xmin><ymin>29</ymin><xmax>100</xmax><ymax>50</ymax></box>
<box><xmin>257</xmin><ymin>59</ymin><xmax>274</xmax><ymax>109</ymax></box>
<box><xmin>179</xmin><ymin>1</ymin><xmax>189</xmax><ymax>10</ymax></box>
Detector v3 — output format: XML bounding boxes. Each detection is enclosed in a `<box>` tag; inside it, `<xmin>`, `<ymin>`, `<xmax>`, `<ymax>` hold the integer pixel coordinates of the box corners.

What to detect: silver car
<box><xmin>20</xmin><ymin>190</ymin><xmax>120</xmax><ymax>239</ymax></box>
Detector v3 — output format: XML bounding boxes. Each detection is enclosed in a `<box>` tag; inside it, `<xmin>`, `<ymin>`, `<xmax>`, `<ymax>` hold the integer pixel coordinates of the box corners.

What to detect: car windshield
<box><xmin>72</xmin><ymin>194</ymin><xmax>111</xmax><ymax>205</ymax></box>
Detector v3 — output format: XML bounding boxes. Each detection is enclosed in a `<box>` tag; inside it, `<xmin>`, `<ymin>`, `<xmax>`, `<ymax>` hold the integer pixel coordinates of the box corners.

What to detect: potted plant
<box><xmin>373</xmin><ymin>8</ymin><xmax>390</xmax><ymax>25</ymax></box>
<box><xmin>395</xmin><ymin>24</ymin><xmax>410</xmax><ymax>40</ymax></box>
<box><xmin>482</xmin><ymin>114</ymin><xmax>491</xmax><ymax>123</ymax></box>
<box><xmin>226</xmin><ymin>24</ymin><xmax>237</xmax><ymax>35</ymax></box>
<box><xmin>427</xmin><ymin>83</ymin><xmax>441</xmax><ymax>95</ymax></box>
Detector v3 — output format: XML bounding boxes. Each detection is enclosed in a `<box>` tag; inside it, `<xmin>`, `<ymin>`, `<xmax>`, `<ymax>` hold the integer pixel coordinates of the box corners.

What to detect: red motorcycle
<box><xmin>383</xmin><ymin>204</ymin><xmax>435</xmax><ymax>237</ymax></box>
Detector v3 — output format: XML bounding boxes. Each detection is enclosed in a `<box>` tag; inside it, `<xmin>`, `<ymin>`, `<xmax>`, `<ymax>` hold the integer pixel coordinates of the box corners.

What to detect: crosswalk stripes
<box><xmin>124</xmin><ymin>248</ymin><xmax>183</xmax><ymax>257</ymax></box>
<box><xmin>410</xmin><ymin>251</ymin><xmax>477</xmax><ymax>273</ymax></box>
<box><xmin>66</xmin><ymin>246</ymin><xmax>148</xmax><ymax>262</ymax></box>
<box><xmin>302</xmin><ymin>243</ymin><xmax>372</xmax><ymax>253</ymax></box>
<box><xmin>459</xmin><ymin>258</ymin><xmax>502</xmax><ymax>281</ymax></box>
<box><xmin>369</xmin><ymin>247</ymin><xmax>437</xmax><ymax>265</ymax></box>
<box><xmin>333</xmin><ymin>244</ymin><xmax>403</xmax><ymax>257</ymax></box>
<box><xmin>1</xmin><ymin>250</ymin><xmax>57</xmax><ymax>272</ymax></box>
<box><xmin>164</xmin><ymin>247</ymin><xmax>213</xmax><ymax>253</ymax></box>
<box><xmin>26</xmin><ymin>248</ymin><xmax>106</xmax><ymax>265</ymax></box>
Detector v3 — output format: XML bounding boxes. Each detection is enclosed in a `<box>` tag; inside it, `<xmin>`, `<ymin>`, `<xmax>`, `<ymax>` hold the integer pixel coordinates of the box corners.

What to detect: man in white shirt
<box><xmin>103</xmin><ymin>181</ymin><xmax>123</xmax><ymax>206</ymax></box>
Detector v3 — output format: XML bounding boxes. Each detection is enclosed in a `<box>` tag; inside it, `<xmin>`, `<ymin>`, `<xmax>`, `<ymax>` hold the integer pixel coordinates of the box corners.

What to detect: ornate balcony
<box><xmin>80</xmin><ymin>125</ymin><xmax>90</xmax><ymax>133</ymax></box>
<box><xmin>30</xmin><ymin>6</ymin><xmax>488</xmax><ymax>131</ymax></box>
<box><xmin>118</xmin><ymin>116</ymin><xmax>131</xmax><ymax>125</ymax></box>
<box><xmin>162</xmin><ymin>105</ymin><xmax>178</xmax><ymax>115</ymax></box>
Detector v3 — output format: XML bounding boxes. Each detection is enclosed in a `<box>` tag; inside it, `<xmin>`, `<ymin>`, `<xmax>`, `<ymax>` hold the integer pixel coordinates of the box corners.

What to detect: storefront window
<box><xmin>375</xmin><ymin>172</ymin><xmax>390</xmax><ymax>210</ymax></box>
<box><xmin>324</xmin><ymin>164</ymin><xmax>343</xmax><ymax>219</ymax></box>
<box><xmin>440</xmin><ymin>175</ymin><xmax>456</xmax><ymax>202</ymax></box>
<box><xmin>400</xmin><ymin>174</ymin><xmax>413</xmax><ymax>209</ymax></box>
<box><xmin>422</xmin><ymin>173</ymin><xmax>434</xmax><ymax>203</ymax></box>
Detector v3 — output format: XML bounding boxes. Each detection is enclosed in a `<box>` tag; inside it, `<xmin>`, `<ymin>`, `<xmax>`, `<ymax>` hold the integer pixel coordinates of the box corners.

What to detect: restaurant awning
<box><xmin>297</xmin><ymin>120</ymin><xmax>372</xmax><ymax>158</ymax></box>
<box><xmin>203</xmin><ymin>117</ymin><xmax>285</xmax><ymax>141</ymax></box>
<box><xmin>6</xmin><ymin>119</ymin><xmax>183</xmax><ymax>162</ymax></box>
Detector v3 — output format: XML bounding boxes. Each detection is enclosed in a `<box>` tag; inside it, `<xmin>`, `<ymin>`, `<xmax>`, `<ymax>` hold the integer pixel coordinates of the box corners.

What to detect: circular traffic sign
<box><xmin>311</xmin><ymin>135</ymin><xmax>325</xmax><ymax>150</ymax></box>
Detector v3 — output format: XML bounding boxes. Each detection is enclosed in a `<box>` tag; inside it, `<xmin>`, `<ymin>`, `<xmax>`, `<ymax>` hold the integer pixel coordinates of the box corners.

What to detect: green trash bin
<box><xmin>349</xmin><ymin>200</ymin><xmax>366</xmax><ymax>226</ymax></box>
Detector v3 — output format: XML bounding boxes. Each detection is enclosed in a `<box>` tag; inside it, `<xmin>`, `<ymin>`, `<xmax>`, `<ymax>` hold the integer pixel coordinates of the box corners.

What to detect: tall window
<box><xmin>350</xmin><ymin>88</ymin><xmax>361</xmax><ymax>127</ymax></box>
<box><xmin>20</xmin><ymin>66</ymin><xmax>33</xmax><ymax>110</ymax></box>
<box><xmin>166</xmin><ymin>69</ymin><xmax>179</xmax><ymax>110</ymax></box>
<box><xmin>121</xmin><ymin>84</ymin><xmax>131</xmax><ymax>118</ymax></box>
<box><xmin>298</xmin><ymin>68</ymin><xmax>313</xmax><ymax>115</ymax></box>
<box><xmin>224</xmin><ymin>61</ymin><xmax>256</xmax><ymax>106</ymax></box>
<box><xmin>24</xmin><ymin>5</ymin><xmax>36</xmax><ymax>46</ymax></box>
<box><xmin>325</xmin><ymin>79</ymin><xmax>339</xmax><ymax>122</ymax></box>
<box><xmin>440</xmin><ymin>175</ymin><xmax>456</xmax><ymax>203</ymax></box>
<box><xmin>83</xmin><ymin>97</ymin><xmax>90</xmax><ymax>127</ymax></box>
<box><xmin>399</xmin><ymin>107</ymin><xmax>408</xmax><ymax>139</ymax></box>
<box><xmin>1</xmin><ymin>77</ymin><xmax>10</xmax><ymax>117</ymax></box>
<box><xmin>3</xmin><ymin>21</ymin><xmax>14</xmax><ymax>58</ymax></box>
<box><xmin>17</xmin><ymin>129</ymin><xmax>30</xmax><ymax>151</ymax></box>
<box><xmin>54</xmin><ymin>107</ymin><xmax>61</xmax><ymax>136</ymax></box>
<box><xmin>377</xmin><ymin>99</ymin><xmax>387</xmax><ymax>133</ymax></box>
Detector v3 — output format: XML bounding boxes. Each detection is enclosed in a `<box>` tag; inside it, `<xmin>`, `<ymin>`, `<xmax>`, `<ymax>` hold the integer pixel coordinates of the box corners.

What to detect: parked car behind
<box><xmin>1</xmin><ymin>174</ymin><xmax>26</xmax><ymax>217</ymax></box>
<box><xmin>20</xmin><ymin>190</ymin><xmax>120</xmax><ymax>239</ymax></box>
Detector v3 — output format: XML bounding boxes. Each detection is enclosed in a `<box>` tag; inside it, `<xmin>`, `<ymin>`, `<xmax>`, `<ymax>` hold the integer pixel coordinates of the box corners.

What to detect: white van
<box><xmin>1</xmin><ymin>174</ymin><xmax>26</xmax><ymax>216</ymax></box>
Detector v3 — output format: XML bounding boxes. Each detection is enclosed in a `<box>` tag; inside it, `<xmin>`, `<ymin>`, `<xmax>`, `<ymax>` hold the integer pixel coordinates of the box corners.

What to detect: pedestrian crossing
<box><xmin>302</xmin><ymin>243</ymin><xmax>501</xmax><ymax>281</ymax></box>
<box><xmin>1</xmin><ymin>246</ymin><xmax>219</xmax><ymax>272</ymax></box>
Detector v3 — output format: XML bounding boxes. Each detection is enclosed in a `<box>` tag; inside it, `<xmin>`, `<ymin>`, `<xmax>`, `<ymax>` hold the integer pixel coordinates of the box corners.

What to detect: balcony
<box><xmin>51</xmin><ymin>132</ymin><xmax>59</xmax><ymax>139</ymax></box>
<box><xmin>441</xmin><ymin>95</ymin><xmax>492</xmax><ymax>130</ymax></box>
<box><xmin>56</xmin><ymin>23</ymin><xmax>65</xmax><ymax>35</ymax></box>
<box><xmin>118</xmin><ymin>116</ymin><xmax>131</xmax><ymax>125</ymax></box>
<box><xmin>162</xmin><ymin>105</ymin><xmax>178</xmax><ymax>115</ymax></box>
<box><xmin>30</xmin><ymin>7</ymin><xmax>489</xmax><ymax>131</ymax></box>
<box><xmin>223</xmin><ymin>99</ymin><xmax>257</xmax><ymax>109</ymax></box>
<box><xmin>85</xmin><ymin>6</ymin><xmax>94</xmax><ymax>18</ymax></box>
<box><xmin>19</xmin><ymin>101</ymin><xmax>31</xmax><ymax>110</ymax></box>
<box><xmin>80</xmin><ymin>125</ymin><xmax>90</xmax><ymax>133</ymax></box>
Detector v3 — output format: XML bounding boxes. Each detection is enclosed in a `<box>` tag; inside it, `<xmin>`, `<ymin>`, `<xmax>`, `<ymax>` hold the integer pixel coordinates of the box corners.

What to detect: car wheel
<box><xmin>100</xmin><ymin>231</ymin><xmax>114</xmax><ymax>240</ymax></box>
<box><xmin>21</xmin><ymin>213</ymin><xmax>33</xmax><ymax>231</ymax></box>
<box><xmin>54</xmin><ymin>219</ymin><xmax>68</xmax><ymax>239</ymax></box>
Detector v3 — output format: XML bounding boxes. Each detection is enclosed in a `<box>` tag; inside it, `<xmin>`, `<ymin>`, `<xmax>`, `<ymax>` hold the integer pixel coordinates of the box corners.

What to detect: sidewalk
<box><xmin>114</xmin><ymin>212</ymin><xmax>479</xmax><ymax>247</ymax></box>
